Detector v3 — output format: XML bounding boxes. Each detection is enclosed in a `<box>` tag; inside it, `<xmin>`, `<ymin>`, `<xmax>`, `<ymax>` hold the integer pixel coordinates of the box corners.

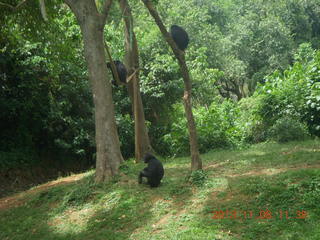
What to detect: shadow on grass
<box><xmin>0</xmin><ymin>160</ymin><xmax>195</xmax><ymax>240</ymax></box>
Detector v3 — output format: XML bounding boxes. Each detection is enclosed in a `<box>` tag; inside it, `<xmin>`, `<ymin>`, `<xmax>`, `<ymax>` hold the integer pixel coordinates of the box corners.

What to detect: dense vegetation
<box><xmin>1</xmin><ymin>0</ymin><xmax>319</xmax><ymax>175</ymax></box>
<box><xmin>1</xmin><ymin>1</ymin><xmax>320</xmax><ymax>238</ymax></box>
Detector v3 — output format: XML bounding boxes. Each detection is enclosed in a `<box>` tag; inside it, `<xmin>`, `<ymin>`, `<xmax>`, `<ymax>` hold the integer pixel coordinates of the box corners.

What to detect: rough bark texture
<box><xmin>142</xmin><ymin>0</ymin><xmax>202</xmax><ymax>170</ymax></box>
<box><xmin>119</xmin><ymin>0</ymin><xmax>153</xmax><ymax>162</ymax></box>
<box><xmin>64</xmin><ymin>0</ymin><xmax>123</xmax><ymax>182</ymax></box>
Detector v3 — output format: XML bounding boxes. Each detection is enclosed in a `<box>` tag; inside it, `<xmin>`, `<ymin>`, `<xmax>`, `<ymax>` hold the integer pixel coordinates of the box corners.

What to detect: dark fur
<box><xmin>107</xmin><ymin>60</ymin><xmax>127</xmax><ymax>86</ymax></box>
<box><xmin>170</xmin><ymin>25</ymin><xmax>189</xmax><ymax>51</ymax></box>
<box><xmin>138</xmin><ymin>153</ymin><xmax>164</xmax><ymax>188</ymax></box>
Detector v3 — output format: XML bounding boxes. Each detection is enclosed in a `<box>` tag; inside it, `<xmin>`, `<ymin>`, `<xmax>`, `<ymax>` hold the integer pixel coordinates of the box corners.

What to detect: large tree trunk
<box><xmin>119</xmin><ymin>0</ymin><xmax>153</xmax><ymax>161</ymax></box>
<box><xmin>141</xmin><ymin>0</ymin><xmax>202</xmax><ymax>170</ymax></box>
<box><xmin>65</xmin><ymin>0</ymin><xmax>123</xmax><ymax>182</ymax></box>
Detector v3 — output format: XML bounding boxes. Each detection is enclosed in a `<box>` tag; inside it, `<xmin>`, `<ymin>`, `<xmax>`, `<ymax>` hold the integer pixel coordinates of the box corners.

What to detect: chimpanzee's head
<box><xmin>143</xmin><ymin>152</ymin><xmax>154</xmax><ymax>163</ymax></box>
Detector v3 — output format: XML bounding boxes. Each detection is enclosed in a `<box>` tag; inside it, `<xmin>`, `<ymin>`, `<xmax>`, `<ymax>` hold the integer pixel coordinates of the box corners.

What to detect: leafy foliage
<box><xmin>162</xmin><ymin>100</ymin><xmax>243</xmax><ymax>156</ymax></box>
<box><xmin>267</xmin><ymin>117</ymin><xmax>310</xmax><ymax>143</ymax></box>
<box><xmin>0</xmin><ymin>23</ymin><xmax>94</xmax><ymax>169</ymax></box>
<box><xmin>232</xmin><ymin>44</ymin><xmax>320</xmax><ymax>144</ymax></box>
<box><xmin>186</xmin><ymin>170</ymin><xmax>208</xmax><ymax>187</ymax></box>
<box><xmin>1</xmin><ymin>0</ymin><xmax>320</xmax><ymax>170</ymax></box>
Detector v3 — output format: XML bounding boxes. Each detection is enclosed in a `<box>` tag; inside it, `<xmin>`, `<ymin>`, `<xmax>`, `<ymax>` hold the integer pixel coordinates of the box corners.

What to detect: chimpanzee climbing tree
<box><xmin>141</xmin><ymin>0</ymin><xmax>202</xmax><ymax>171</ymax></box>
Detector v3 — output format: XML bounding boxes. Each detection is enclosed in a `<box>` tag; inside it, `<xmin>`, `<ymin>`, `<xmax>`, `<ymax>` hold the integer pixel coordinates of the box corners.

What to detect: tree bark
<box><xmin>119</xmin><ymin>0</ymin><xmax>153</xmax><ymax>161</ymax></box>
<box><xmin>141</xmin><ymin>0</ymin><xmax>202</xmax><ymax>170</ymax></box>
<box><xmin>64</xmin><ymin>0</ymin><xmax>123</xmax><ymax>182</ymax></box>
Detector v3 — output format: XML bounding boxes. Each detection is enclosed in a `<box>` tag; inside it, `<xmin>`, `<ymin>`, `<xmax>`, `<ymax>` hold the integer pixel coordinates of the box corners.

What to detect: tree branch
<box><xmin>127</xmin><ymin>68</ymin><xmax>140</xmax><ymax>83</ymax></box>
<box><xmin>63</xmin><ymin>0</ymin><xmax>74</xmax><ymax>6</ymax></box>
<box><xmin>0</xmin><ymin>0</ymin><xmax>28</xmax><ymax>11</ymax></box>
<box><xmin>101</xmin><ymin>0</ymin><xmax>113</xmax><ymax>23</ymax></box>
<box><xmin>39</xmin><ymin>0</ymin><xmax>48</xmax><ymax>21</ymax></box>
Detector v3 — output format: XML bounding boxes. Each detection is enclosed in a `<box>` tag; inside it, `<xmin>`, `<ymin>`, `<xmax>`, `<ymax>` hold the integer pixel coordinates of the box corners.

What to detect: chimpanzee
<box><xmin>138</xmin><ymin>153</ymin><xmax>164</xmax><ymax>188</ymax></box>
<box><xmin>170</xmin><ymin>25</ymin><xmax>189</xmax><ymax>51</ymax></box>
<box><xmin>107</xmin><ymin>60</ymin><xmax>127</xmax><ymax>86</ymax></box>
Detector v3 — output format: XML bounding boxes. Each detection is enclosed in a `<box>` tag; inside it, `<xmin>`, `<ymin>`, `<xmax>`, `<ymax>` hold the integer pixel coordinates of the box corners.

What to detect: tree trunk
<box><xmin>119</xmin><ymin>0</ymin><xmax>153</xmax><ymax>161</ymax></box>
<box><xmin>141</xmin><ymin>0</ymin><xmax>202</xmax><ymax>170</ymax></box>
<box><xmin>64</xmin><ymin>0</ymin><xmax>123</xmax><ymax>182</ymax></box>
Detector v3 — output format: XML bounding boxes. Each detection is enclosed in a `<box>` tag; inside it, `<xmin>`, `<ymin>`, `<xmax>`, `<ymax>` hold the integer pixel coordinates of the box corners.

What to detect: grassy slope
<box><xmin>0</xmin><ymin>140</ymin><xmax>320</xmax><ymax>240</ymax></box>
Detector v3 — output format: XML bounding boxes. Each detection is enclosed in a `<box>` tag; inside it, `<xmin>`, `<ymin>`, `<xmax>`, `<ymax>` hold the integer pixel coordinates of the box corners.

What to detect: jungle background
<box><xmin>1</xmin><ymin>0</ymin><xmax>320</xmax><ymax>195</ymax></box>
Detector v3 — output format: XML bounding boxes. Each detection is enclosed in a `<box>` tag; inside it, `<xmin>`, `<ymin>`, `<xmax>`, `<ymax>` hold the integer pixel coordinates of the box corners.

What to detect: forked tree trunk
<box><xmin>119</xmin><ymin>0</ymin><xmax>153</xmax><ymax>161</ymax></box>
<box><xmin>142</xmin><ymin>0</ymin><xmax>202</xmax><ymax>170</ymax></box>
<box><xmin>65</xmin><ymin>0</ymin><xmax>124</xmax><ymax>182</ymax></box>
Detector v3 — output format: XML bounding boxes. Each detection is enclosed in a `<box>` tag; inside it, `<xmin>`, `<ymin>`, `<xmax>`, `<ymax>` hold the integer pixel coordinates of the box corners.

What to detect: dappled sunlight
<box><xmin>229</xmin><ymin>167</ymin><xmax>284</xmax><ymax>178</ymax></box>
<box><xmin>204</xmin><ymin>160</ymin><xmax>231</xmax><ymax>170</ymax></box>
<box><xmin>164</xmin><ymin>163</ymin><xmax>189</xmax><ymax>170</ymax></box>
<box><xmin>302</xmin><ymin>148</ymin><xmax>320</xmax><ymax>152</ymax></box>
<box><xmin>98</xmin><ymin>190</ymin><xmax>123</xmax><ymax>211</ymax></box>
<box><xmin>47</xmin><ymin>204</ymin><xmax>96</xmax><ymax>235</ymax></box>
<box><xmin>281</xmin><ymin>147</ymin><xmax>320</xmax><ymax>155</ymax></box>
<box><xmin>239</xmin><ymin>150</ymin><xmax>267</xmax><ymax>157</ymax></box>
<box><xmin>205</xmin><ymin>177</ymin><xmax>229</xmax><ymax>190</ymax></box>
<box><xmin>150</xmin><ymin>199</ymin><xmax>172</xmax><ymax>216</ymax></box>
<box><xmin>1</xmin><ymin>141</ymin><xmax>320</xmax><ymax>240</ymax></box>
<box><xmin>47</xmin><ymin>188</ymin><xmax>124</xmax><ymax>236</ymax></box>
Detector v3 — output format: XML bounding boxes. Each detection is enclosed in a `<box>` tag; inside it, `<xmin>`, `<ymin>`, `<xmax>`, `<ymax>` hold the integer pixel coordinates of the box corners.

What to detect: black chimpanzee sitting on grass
<box><xmin>138</xmin><ymin>153</ymin><xmax>164</xmax><ymax>188</ymax></box>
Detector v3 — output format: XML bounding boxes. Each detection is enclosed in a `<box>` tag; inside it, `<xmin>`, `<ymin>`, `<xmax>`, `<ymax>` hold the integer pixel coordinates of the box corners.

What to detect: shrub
<box><xmin>116</xmin><ymin>114</ymin><xmax>135</xmax><ymax>159</ymax></box>
<box><xmin>162</xmin><ymin>100</ymin><xmax>243</xmax><ymax>156</ymax></box>
<box><xmin>186</xmin><ymin>170</ymin><xmax>208</xmax><ymax>187</ymax></box>
<box><xmin>235</xmin><ymin>44</ymin><xmax>320</xmax><ymax>145</ymax></box>
<box><xmin>236</xmin><ymin>96</ymin><xmax>267</xmax><ymax>143</ymax></box>
<box><xmin>267</xmin><ymin>116</ymin><xmax>309</xmax><ymax>143</ymax></box>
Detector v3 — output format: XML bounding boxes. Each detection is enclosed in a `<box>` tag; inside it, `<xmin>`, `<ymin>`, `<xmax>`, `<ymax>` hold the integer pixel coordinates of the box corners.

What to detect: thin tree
<box><xmin>141</xmin><ymin>0</ymin><xmax>202</xmax><ymax>170</ymax></box>
<box><xmin>119</xmin><ymin>0</ymin><xmax>153</xmax><ymax>161</ymax></box>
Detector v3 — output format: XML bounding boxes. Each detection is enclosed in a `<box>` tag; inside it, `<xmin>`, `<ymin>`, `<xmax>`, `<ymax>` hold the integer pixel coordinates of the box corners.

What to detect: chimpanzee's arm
<box><xmin>138</xmin><ymin>168</ymin><xmax>151</xmax><ymax>184</ymax></box>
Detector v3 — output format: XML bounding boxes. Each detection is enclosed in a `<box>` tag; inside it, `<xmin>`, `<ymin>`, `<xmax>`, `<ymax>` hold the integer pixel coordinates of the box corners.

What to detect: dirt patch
<box><xmin>0</xmin><ymin>173</ymin><xmax>85</xmax><ymax>211</ymax></box>
<box><xmin>281</xmin><ymin>146</ymin><xmax>320</xmax><ymax>155</ymax></box>
<box><xmin>153</xmin><ymin>214</ymin><xmax>171</xmax><ymax>228</ymax></box>
<box><xmin>152</xmin><ymin>208</ymin><xmax>188</xmax><ymax>234</ymax></box>
<box><xmin>204</xmin><ymin>160</ymin><xmax>230</xmax><ymax>170</ymax></box>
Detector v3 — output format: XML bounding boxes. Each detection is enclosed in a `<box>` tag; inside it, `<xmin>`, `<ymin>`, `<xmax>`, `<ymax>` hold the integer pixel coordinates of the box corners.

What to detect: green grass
<box><xmin>1</xmin><ymin>140</ymin><xmax>320</xmax><ymax>240</ymax></box>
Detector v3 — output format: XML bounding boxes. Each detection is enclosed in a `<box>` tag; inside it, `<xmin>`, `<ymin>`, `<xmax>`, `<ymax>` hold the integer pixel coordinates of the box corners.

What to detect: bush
<box><xmin>236</xmin><ymin>96</ymin><xmax>266</xmax><ymax>143</ymax></box>
<box><xmin>161</xmin><ymin>100</ymin><xmax>243</xmax><ymax>156</ymax></box>
<box><xmin>267</xmin><ymin>117</ymin><xmax>309</xmax><ymax>143</ymax></box>
<box><xmin>186</xmin><ymin>170</ymin><xmax>208</xmax><ymax>187</ymax></box>
<box><xmin>235</xmin><ymin>44</ymin><xmax>320</xmax><ymax>144</ymax></box>
<box><xmin>0</xmin><ymin>148</ymin><xmax>39</xmax><ymax>169</ymax></box>
<box><xmin>116</xmin><ymin>114</ymin><xmax>135</xmax><ymax>159</ymax></box>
